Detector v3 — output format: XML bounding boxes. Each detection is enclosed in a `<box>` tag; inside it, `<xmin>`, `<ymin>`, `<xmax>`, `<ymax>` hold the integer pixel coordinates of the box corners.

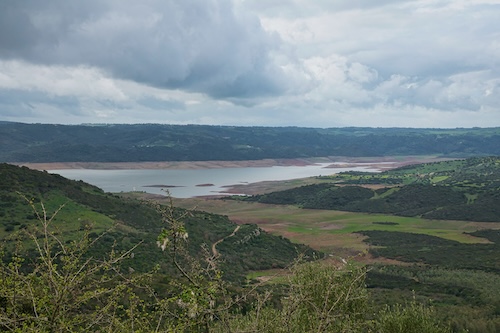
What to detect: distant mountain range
<box><xmin>1</xmin><ymin>122</ymin><xmax>500</xmax><ymax>162</ymax></box>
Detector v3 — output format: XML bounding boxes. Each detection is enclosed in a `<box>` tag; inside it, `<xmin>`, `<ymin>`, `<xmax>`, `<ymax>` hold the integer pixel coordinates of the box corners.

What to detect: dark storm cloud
<box><xmin>0</xmin><ymin>0</ymin><xmax>286</xmax><ymax>100</ymax></box>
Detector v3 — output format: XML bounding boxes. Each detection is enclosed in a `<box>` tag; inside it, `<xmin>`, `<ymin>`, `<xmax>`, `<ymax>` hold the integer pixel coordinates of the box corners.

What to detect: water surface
<box><xmin>51</xmin><ymin>163</ymin><xmax>387</xmax><ymax>198</ymax></box>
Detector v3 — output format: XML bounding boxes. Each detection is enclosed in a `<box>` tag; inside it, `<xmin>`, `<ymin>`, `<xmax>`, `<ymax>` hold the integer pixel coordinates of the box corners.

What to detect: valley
<box><xmin>2</xmin><ymin>121</ymin><xmax>500</xmax><ymax>331</ymax></box>
<box><xmin>161</xmin><ymin>156</ymin><xmax>500</xmax><ymax>332</ymax></box>
<box><xmin>171</xmin><ymin>198</ymin><xmax>498</xmax><ymax>255</ymax></box>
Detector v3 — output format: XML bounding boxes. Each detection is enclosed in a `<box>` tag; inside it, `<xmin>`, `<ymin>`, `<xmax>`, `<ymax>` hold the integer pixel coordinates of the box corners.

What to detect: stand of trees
<box><xmin>0</xmin><ymin>196</ymin><xmax>451</xmax><ymax>332</ymax></box>
<box><xmin>1</xmin><ymin>122</ymin><xmax>500</xmax><ymax>162</ymax></box>
<box><xmin>240</xmin><ymin>156</ymin><xmax>500</xmax><ymax>222</ymax></box>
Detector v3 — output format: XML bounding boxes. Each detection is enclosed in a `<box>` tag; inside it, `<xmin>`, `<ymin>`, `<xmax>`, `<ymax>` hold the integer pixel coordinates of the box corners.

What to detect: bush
<box><xmin>374</xmin><ymin>300</ymin><xmax>452</xmax><ymax>333</ymax></box>
<box><xmin>0</xmin><ymin>195</ymin><xmax>453</xmax><ymax>332</ymax></box>
<box><xmin>0</xmin><ymin>198</ymin><xmax>151</xmax><ymax>332</ymax></box>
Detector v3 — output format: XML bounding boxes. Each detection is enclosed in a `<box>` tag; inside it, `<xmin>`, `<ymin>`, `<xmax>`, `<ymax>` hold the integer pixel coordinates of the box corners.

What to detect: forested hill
<box><xmin>240</xmin><ymin>156</ymin><xmax>500</xmax><ymax>222</ymax></box>
<box><xmin>0</xmin><ymin>163</ymin><xmax>317</xmax><ymax>282</ymax></box>
<box><xmin>1</xmin><ymin>122</ymin><xmax>500</xmax><ymax>162</ymax></box>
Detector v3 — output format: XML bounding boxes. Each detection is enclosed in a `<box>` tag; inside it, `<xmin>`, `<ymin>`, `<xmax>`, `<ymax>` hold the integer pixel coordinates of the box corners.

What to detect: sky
<box><xmin>0</xmin><ymin>0</ymin><xmax>499</xmax><ymax>128</ymax></box>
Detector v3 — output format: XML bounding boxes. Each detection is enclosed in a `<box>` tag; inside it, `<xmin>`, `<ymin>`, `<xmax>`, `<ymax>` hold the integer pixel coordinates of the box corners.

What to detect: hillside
<box><xmin>222</xmin><ymin>156</ymin><xmax>500</xmax><ymax>331</ymax></box>
<box><xmin>3</xmin><ymin>164</ymin><xmax>418</xmax><ymax>332</ymax></box>
<box><xmin>0</xmin><ymin>163</ymin><xmax>317</xmax><ymax>282</ymax></box>
<box><xmin>0</xmin><ymin>161</ymin><xmax>494</xmax><ymax>331</ymax></box>
<box><xmin>239</xmin><ymin>156</ymin><xmax>500</xmax><ymax>222</ymax></box>
<box><xmin>1</xmin><ymin>122</ymin><xmax>500</xmax><ymax>162</ymax></box>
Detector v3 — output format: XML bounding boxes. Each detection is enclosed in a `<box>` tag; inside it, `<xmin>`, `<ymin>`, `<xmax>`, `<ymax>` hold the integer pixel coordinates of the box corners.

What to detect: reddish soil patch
<box><xmin>319</xmin><ymin>223</ymin><xmax>342</xmax><ymax>230</ymax></box>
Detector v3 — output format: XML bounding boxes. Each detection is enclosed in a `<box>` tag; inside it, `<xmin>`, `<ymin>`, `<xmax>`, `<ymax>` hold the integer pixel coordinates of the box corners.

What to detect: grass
<box><xmin>0</xmin><ymin>191</ymin><xmax>114</xmax><ymax>242</ymax></box>
<box><xmin>430</xmin><ymin>175</ymin><xmax>449</xmax><ymax>183</ymax></box>
<box><xmin>373</xmin><ymin>187</ymin><xmax>399</xmax><ymax>199</ymax></box>
<box><xmin>173</xmin><ymin>198</ymin><xmax>498</xmax><ymax>255</ymax></box>
<box><xmin>246</xmin><ymin>268</ymin><xmax>288</xmax><ymax>283</ymax></box>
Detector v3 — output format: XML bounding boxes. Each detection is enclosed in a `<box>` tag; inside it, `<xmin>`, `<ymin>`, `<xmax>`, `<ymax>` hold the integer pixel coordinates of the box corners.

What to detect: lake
<box><xmin>50</xmin><ymin>162</ymin><xmax>390</xmax><ymax>198</ymax></box>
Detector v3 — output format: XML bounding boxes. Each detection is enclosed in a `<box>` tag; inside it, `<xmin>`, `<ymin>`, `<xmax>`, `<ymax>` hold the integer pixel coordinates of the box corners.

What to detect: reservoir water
<box><xmin>50</xmin><ymin>162</ymin><xmax>387</xmax><ymax>198</ymax></box>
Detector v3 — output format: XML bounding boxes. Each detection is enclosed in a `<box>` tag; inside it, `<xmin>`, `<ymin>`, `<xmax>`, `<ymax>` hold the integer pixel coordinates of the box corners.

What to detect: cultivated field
<box><xmin>171</xmin><ymin>197</ymin><xmax>496</xmax><ymax>260</ymax></box>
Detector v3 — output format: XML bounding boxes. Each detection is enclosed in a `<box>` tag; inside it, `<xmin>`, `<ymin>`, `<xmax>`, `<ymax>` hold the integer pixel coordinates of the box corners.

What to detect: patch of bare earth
<box><xmin>18</xmin><ymin>158</ymin><xmax>321</xmax><ymax>171</ymax></box>
<box><xmin>18</xmin><ymin>155</ymin><xmax>455</xmax><ymax>171</ymax></box>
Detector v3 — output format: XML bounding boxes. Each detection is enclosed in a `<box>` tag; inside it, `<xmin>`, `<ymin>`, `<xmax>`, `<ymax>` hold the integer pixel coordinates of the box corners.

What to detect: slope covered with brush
<box><xmin>0</xmin><ymin>163</ymin><xmax>317</xmax><ymax>282</ymax></box>
<box><xmin>240</xmin><ymin>156</ymin><xmax>500</xmax><ymax>222</ymax></box>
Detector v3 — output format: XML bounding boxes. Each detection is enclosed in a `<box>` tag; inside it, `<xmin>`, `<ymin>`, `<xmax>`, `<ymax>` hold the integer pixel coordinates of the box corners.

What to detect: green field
<box><xmin>172</xmin><ymin>184</ymin><xmax>500</xmax><ymax>332</ymax></box>
<box><xmin>173</xmin><ymin>198</ymin><xmax>496</xmax><ymax>255</ymax></box>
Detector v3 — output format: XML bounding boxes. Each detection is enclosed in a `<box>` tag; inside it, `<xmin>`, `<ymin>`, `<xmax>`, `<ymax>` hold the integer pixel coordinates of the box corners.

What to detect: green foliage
<box><xmin>217</xmin><ymin>224</ymin><xmax>321</xmax><ymax>282</ymax></box>
<box><xmin>219</xmin><ymin>260</ymin><xmax>371</xmax><ymax>332</ymax></box>
<box><xmin>241</xmin><ymin>156</ymin><xmax>500</xmax><ymax>222</ymax></box>
<box><xmin>146</xmin><ymin>198</ymin><xmax>233</xmax><ymax>332</ymax></box>
<box><xmin>0</xmin><ymin>198</ymin><xmax>151</xmax><ymax>332</ymax></box>
<box><xmin>0</xmin><ymin>195</ymin><xmax>237</xmax><ymax>332</ymax></box>
<box><xmin>362</xmin><ymin>230</ymin><xmax>500</xmax><ymax>332</ymax></box>
<box><xmin>0</xmin><ymin>163</ymin><xmax>311</xmax><ymax>282</ymax></box>
<box><xmin>0</xmin><ymin>194</ymin><xmax>452</xmax><ymax>332</ymax></box>
<box><xmin>0</xmin><ymin>162</ymin><xmax>485</xmax><ymax>332</ymax></box>
<box><xmin>374</xmin><ymin>300</ymin><xmax>451</xmax><ymax>333</ymax></box>
<box><xmin>233</xmin><ymin>157</ymin><xmax>500</xmax><ymax>331</ymax></box>
<box><xmin>359</xmin><ymin>230</ymin><xmax>500</xmax><ymax>272</ymax></box>
<box><xmin>282</xmin><ymin>261</ymin><xmax>368</xmax><ymax>332</ymax></box>
<box><xmin>218</xmin><ymin>261</ymin><xmax>450</xmax><ymax>333</ymax></box>
<box><xmin>1</xmin><ymin>122</ymin><xmax>500</xmax><ymax>162</ymax></box>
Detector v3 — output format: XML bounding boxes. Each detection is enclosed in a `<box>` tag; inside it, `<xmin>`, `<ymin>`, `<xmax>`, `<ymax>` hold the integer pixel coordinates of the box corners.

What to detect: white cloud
<box><xmin>0</xmin><ymin>61</ymin><xmax>127</xmax><ymax>101</ymax></box>
<box><xmin>0</xmin><ymin>0</ymin><xmax>289</xmax><ymax>100</ymax></box>
<box><xmin>0</xmin><ymin>0</ymin><xmax>499</xmax><ymax>128</ymax></box>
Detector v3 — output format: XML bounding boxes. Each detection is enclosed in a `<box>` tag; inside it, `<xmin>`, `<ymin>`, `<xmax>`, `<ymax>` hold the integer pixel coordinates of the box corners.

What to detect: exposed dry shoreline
<box><xmin>19</xmin><ymin>159</ymin><xmax>309</xmax><ymax>170</ymax></box>
<box><xmin>17</xmin><ymin>155</ymin><xmax>451</xmax><ymax>171</ymax></box>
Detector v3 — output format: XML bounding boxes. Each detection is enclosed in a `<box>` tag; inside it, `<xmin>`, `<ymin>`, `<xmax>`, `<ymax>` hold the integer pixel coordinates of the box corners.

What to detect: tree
<box><xmin>0</xmin><ymin>196</ymin><xmax>151</xmax><ymax>332</ymax></box>
<box><xmin>0</xmin><ymin>194</ymin><xmax>452</xmax><ymax>332</ymax></box>
<box><xmin>374</xmin><ymin>300</ymin><xmax>452</xmax><ymax>333</ymax></box>
<box><xmin>217</xmin><ymin>260</ymin><xmax>452</xmax><ymax>332</ymax></box>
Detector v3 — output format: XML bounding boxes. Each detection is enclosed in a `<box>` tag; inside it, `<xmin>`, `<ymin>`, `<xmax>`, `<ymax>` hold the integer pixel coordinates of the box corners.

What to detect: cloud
<box><xmin>0</xmin><ymin>0</ymin><xmax>288</xmax><ymax>100</ymax></box>
<box><xmin>0</xmin><ymin>0</ymin><xmax>499</xmax><ymax>128</ymax></box>
<box><xmin>0</xmin><ymin>61</ymin><xmax>127</xmax><ymax>101</ymax></box>
<box><xmin>0</xmin><ymin>59</ymin><xmax>206</xmax><ymax>124</ymax></box>
<box><xmin>255</xmin><ymin>0</ymin><xmax>500</xmax><ymax>76</ymax></box>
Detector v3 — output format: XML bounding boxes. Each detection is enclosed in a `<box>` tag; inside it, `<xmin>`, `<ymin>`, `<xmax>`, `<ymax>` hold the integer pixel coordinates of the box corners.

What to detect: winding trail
<box><xmin>212</xmin><ymin>225</ymin><xmax>241</xmax><ymax>257</ymax></box>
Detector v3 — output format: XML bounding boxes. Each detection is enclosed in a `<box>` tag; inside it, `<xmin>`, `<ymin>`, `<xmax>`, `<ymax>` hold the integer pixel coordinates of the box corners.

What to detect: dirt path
<box><xmin>211</xmin><ymin>225</ymin><xmax>241</xmax><ymax>257</ymax></box>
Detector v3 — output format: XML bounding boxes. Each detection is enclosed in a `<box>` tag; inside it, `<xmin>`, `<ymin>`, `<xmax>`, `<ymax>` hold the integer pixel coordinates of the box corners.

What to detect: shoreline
<box><xmin>16</xmin><ymin>155</ymin><xmax>452</xmax><ymax>171</ymax></box>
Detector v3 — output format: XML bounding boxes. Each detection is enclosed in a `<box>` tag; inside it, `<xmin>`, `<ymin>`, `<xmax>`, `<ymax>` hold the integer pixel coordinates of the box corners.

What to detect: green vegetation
<box><xmin>1</xmin><ymin>122</ymin><xmax>500</xmax><ymax>162</ymax></box>
<box><xmin>363</xmin><ymin>231</ymin><xmax>500</xmax><ymax>332</ymax></box>
<box><xmin>359</xmin><ymin>230</ymin><xmax>500</xmax><ymax>272</ymax></box>
<box><xmin>0</xmin><ymin>166</ymin><xmax>451</xmax><ymax>332</ymax></box>
<box><xmin>219</xmin><ymin>156</ymin><xmax>500</xmax><ymax>332</ymax></box>
<box><xmin>0</xmin><ymin>163</ymin><xmax>315</xmax><ymax>282</ymax></box>
<box><xmin>240</xmin><ymin>156</ymin><xmax>500</xmax><ymax>222</ymax></box>
<box><xmin>2</xmin><ymin>150</ymin><xmax>500</xmax><ymax>331</ymax></box>
<box><xmin>0</xmin><ymin>205</ymin><xmax>450</xmax><ymax>332</ymax></box>
<box><xmin>0</xmin><ymin>198</ymin><xmax>148</xmax><ymax>332</ymax></box>
<box><xmin>223</xmin><ymin>261</ymin><xmax>425</xmax><ymax>333</ymax></box>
